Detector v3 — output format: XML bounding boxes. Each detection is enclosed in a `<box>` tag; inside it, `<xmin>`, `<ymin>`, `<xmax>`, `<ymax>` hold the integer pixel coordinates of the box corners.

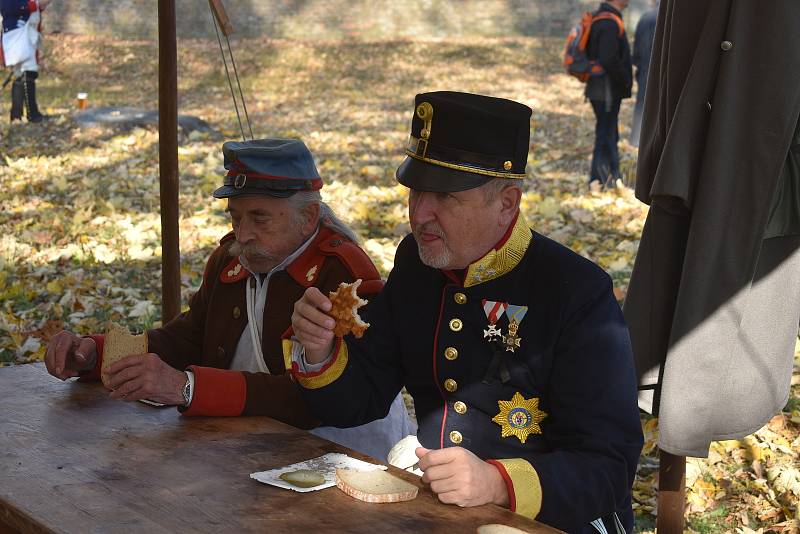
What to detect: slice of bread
<box><xmin>335</xmin><ymin>468</ymin><xmax>418</xmax><ymax>503</ymax></box>
<box><xmin>101</xmin><ymin>322</ymin><xmax>147</xmax><ymax>388</ymax></box>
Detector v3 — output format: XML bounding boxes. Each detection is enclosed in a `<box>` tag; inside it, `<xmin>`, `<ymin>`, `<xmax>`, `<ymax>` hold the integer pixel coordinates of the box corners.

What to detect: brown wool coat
<box><xmin>145</xmin><ymin>227</ymin><xmax>382</xmax><ymax>429</ymax></box>
<box><xmin>623</xmin><ymin>0</ymin><xmax>800</xmax><ymax>456</ymax></box>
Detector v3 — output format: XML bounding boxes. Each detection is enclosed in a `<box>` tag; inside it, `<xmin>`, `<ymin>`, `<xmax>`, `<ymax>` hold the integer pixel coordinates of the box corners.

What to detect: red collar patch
<box><xmin>220</xmin><ymin>257</ymin><xmax>249</xmax><ymax>283</ymax></box>
<box><xmin>285</xmin><ymin>227</ymin><xmax>335</xmax><ymax>287</ymax></box>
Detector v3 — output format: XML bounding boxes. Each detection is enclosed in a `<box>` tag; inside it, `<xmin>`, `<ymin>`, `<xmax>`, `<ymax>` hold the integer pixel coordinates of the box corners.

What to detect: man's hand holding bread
<box><xmin>45</xmin><ymin>330</ymin><xmax>98</xmax><ymax>380</ymax></box>
<box><xmin>44</xmin><ymin>327</ymin><xmax>189</xmax><ymax>406</ymax></box>
<box><xmin>104</xmin><ymin>352</ymin><xmax>187</xmax><ymax>405</ymax></box>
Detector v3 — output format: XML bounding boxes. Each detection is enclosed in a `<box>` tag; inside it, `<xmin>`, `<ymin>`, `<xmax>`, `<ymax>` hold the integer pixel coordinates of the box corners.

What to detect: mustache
<box><xmin>413</xmin><ymin>222</ymin><xmax>445</xmax><ymax>240</ymax></box>
<box><xmin>229</xmin><ymin>241</ymin><xmax>280</xmax><ymax>262</ymax></box>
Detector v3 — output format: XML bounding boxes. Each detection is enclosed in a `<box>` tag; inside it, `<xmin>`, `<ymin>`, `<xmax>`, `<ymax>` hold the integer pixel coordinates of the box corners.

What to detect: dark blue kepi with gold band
<box><xmin>396</xmin><ymin>91</ymin><xmax>531</xmax><ymax>192</ymax></box>
<box><xmin>213</xmin><ymin>138</ymin><xmax>323</xmax><ymax>199</ymax></box>
<box><xmin>288</xmin><ymin>91</ymin><xmax>643</xmax><ymax>533</ymax></box>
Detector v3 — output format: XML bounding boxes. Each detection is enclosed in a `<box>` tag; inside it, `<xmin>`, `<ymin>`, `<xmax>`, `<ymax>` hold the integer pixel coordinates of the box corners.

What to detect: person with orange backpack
<box><xmin>582</xmin><ymin>0</ymin><xmax>632</xmax><ymax>187</ymax></box>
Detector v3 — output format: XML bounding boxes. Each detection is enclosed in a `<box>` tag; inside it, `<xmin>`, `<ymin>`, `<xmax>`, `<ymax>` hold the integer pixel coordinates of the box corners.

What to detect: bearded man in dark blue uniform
<box><xmin>288</xmin><ymin>92</ymin><xmax>643</xmax><ymax>533</ymax></box>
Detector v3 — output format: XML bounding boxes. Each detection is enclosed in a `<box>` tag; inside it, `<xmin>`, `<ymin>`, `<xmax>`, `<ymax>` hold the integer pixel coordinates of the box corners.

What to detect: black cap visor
<box><xmin>395</xmin><ymin>156</ymin><xmax>494</xmax><ymax>193</ymax></box>
<box><xmin>212</xmin><ymin>185</ymin><xmax>298</xmax><ymax>199</ymax></box>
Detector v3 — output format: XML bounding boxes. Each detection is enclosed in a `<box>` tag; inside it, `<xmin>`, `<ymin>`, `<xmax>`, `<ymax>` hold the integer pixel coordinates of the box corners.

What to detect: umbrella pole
<box><xmin>657</xmin><ymin>450</ymin><xmax>686</xmax><ymax>533</ymax></box>
<box><xmin>157</xmin><ymin>0</ymin><xmax>181</xmax><ymax>323</ymax></box>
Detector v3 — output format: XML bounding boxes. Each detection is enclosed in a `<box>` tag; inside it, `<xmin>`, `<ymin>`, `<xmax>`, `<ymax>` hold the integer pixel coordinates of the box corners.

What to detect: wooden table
<box><xmin>0</xmin><ymin>363</ymin><xmax>560</xmax><ymax>533</ymax></box>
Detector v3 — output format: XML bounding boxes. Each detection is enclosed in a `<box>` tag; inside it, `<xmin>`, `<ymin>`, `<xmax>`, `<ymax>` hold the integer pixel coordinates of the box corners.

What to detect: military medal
<box><xmin>482</xmin><ymin>300</ymin><xmax>507</xmax><ymax>340</ymax></box>
<box><xmin>502</xmin><ymin>305</ymin><xmax>528</xmax><ymax>352</ymax></box>
<box><xmin>492</xmin><ymin>392</ymin><xmax>547</xmax><ymax>444</ymax></box>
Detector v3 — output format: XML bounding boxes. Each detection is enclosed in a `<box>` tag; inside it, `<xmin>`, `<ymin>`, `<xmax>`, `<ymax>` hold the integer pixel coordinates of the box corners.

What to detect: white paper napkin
<box><xmin>250</xmin><ymin>452</ymin><xmax>387</xmax><ymax>493</ymax></box>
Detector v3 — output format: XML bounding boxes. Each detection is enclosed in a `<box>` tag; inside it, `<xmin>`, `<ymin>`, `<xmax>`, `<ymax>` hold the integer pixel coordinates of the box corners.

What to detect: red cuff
<box><xmin>486</xmin><ymin>459</ymin><xmax>516</xmax><ymax>512</ymax></box>
<box><xmin>28</xmin><ymin>1</ymin><xmax>37</xmax><ymax>12</ymax></box>
<box><xmin>181</xmin><ymin>366</ymin><xmax>246</xmax><ymax>417</ymax></box>
<box><xmin>78</xmin><ymin>334</ymin><xmax>104</xmax><ymax>382</ymax></box>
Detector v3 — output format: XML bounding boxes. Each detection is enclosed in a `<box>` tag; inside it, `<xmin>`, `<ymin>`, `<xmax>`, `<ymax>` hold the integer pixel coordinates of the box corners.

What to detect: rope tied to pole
<box><xmin>208</xmin><ymin>0</ymin><xmax>254</xmax><ymax>141</ymax></box>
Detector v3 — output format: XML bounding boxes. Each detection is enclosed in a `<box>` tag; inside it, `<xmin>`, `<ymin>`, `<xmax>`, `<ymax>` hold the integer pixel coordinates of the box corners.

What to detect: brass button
<box><xmin>503</xmin><ymin>160</ymin><xmax>513</xmax><ymax>170</ymax></box>
<box><xmin>444</xmin><ymin>378</ymin><xmax>457</xmax><ymax>392</ymax></box>
<box><xmin>454</xmin><ymin>292</ymin><xmax>467</xmax><ymax>305</ymax></box>
<box><xmin>449</xmin><ymin>430</ymin><xmax>463</xmax><ymax>444</ymax></box>
<box><xmin>721</xmin><ymin>40</ymin><xmax>733</xmax><ymax>51</ymax></box>
<box><xmin>444</xmin><ymin>347</ymin><xmax>458</xmax><ymax>361</ymax></box>
<box><xmin>232</xmin><ymin>306</ymin><xmax>241</xmax><ymax>319</ymax></box>
<box><xmin>449</xmin><ymin>319</ymin><xmax>462</xmax><ymax>332</ymax></box>
<box><xmin>454</xmin><ymin>401</ymin><xmax>467</xmax><ymax>414</ymax></box>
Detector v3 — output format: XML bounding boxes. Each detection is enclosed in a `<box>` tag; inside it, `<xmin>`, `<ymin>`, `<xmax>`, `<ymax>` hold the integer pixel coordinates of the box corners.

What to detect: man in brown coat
<box><xmin>44</xmin><ymin>138</ymin><xmax>414</xmax><ymax>460</ymax></box>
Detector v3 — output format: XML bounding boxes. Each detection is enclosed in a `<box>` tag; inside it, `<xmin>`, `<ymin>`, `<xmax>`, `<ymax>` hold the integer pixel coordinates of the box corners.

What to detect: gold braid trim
<box><xmin>464</xmin><ymin>215</ymin><xmax>532</xmax><ymax>287</ymax></box>
<box><xmin>404</xmin><ymin>139</ymin><xmax>526</xmax><ymax>180</ymax></box>
<box><xmin>284</xmin><ymin>339</ymin><xmax>350</xmax><ymax>390</ymax></box>
<box><xmin>282</xmin><ymin>339</ymin><xmax>294</xmax><ymax>371</ymax></box>
<box><xmin>494</xmin><ymin>458</ymin><xmax>543</xmax><ymax>519</ymax></box>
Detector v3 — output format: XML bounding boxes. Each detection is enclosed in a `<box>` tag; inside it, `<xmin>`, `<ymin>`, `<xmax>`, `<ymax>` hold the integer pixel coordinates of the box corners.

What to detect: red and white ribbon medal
<box><xmin>482</xmin><ymin>300</ymin><xmax>508</xmax><ymax>340</ymax></box>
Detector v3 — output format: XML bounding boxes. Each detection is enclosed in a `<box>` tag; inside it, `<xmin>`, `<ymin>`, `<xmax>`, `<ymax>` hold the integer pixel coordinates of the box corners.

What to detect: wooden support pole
<box><xmin>158</xmin><ymin>0</ymin><xmax>181</xmax><ymax>323</ymax></box>
<box><xmin>657</xmin><ymin>450</ymin><xmax>686</xmax><ymax>534</ymax></box>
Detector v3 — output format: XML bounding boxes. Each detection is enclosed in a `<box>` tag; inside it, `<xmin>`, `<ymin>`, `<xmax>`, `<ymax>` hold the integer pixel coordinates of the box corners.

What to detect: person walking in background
<box><xmin>629</xmin><ymin>1</ymin><xmax>659</xmax><ymax>146</ymax></box>
<box><xmin>1</xmin><ymin>0</ymin><xmax>51</xmax><ymax>122</ymax></box>
<box><xmin>585</xmin><ymin>0</ymin><xmax>632</xmax><ymax>188</ymax></box>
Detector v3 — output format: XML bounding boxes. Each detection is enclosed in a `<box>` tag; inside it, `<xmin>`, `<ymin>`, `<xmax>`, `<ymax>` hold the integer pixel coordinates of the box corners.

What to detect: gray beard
<box><xmin>416</xmin><ymin>241</ymin><xmax>455</xmax><ymax>269</ymax></box>
<box><xmin>413</xmin><ymin>224</ymin><xmax>456</xmax><ymax>269</ymax></box>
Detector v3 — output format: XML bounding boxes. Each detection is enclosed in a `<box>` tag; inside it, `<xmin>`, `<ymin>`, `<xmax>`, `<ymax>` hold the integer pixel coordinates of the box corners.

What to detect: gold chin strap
<box><xmin>404</xmin><ymin>138</ymin><xmax>527</xmax><ymax>180</ymax></box>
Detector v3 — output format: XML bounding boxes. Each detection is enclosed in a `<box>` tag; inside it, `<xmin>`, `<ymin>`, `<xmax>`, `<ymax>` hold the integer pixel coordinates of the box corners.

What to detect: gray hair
<box><xmin>481</xmin><ymin>178</ymin><xmax>520</xmax><ymax>203</ymax></box>
<box><xmin>287</xmin><ymin>190</ymin><xmax>361</xmax><ymax>244</ymax></box>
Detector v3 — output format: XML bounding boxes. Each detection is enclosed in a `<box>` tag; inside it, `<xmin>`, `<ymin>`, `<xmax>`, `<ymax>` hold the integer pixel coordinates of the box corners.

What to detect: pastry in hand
<box><xmin>328</xmin><ymin>279</ymin><xmax>370</xmax><ymax>338</ymax></box>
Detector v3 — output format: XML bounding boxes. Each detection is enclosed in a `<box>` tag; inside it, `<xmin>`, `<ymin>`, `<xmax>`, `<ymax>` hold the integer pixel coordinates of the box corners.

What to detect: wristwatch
<box><xmin>181</xmin><ymin>374</ymin><xmax>191</xmax><ymax>406</ymax></box>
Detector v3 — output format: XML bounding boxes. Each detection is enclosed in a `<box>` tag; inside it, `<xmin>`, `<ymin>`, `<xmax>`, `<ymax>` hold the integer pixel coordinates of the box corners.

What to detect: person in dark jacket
<box><xmin>630</xmin><ymin>2</ymin><xmax>659</xmax><ymax>146</ymax></box>
<box><xmin>1</xmin><ymin>0</ymin><xmax>50</xmax><ymax>122</ymax></box>
<box><xmin>585</xmin><ymin>0</ymin><xmax>632</xmax><ymax>186</ymax></box>
<box><xmin>289</xmin><ymin>92</ymin><xmax>643</xmax><ymax>533</ymax></box>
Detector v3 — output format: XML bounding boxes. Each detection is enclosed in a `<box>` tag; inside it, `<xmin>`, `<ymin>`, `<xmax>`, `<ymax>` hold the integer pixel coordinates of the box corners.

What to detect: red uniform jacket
<box><xmin>83</xmin><ymin>226</ymin><xmax>382</xmax><ymax>429</ymax></box>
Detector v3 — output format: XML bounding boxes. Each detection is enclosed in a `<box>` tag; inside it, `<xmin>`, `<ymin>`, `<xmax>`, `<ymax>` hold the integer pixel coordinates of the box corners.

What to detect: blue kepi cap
<box><xmin>213</xmin><ymin>138</ymin><xmax>323</xmax><ymax>199</ymax></box>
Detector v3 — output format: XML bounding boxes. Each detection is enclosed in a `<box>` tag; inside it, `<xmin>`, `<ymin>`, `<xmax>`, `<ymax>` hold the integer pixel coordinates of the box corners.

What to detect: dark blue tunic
<box><xmin>294</xmin><ymin>221</ymin><xmax>643</xmax><ymax>533</ymax></box>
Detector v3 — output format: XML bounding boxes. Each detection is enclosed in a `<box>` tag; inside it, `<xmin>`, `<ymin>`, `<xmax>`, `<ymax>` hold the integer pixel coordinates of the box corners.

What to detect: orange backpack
<box><xmin>563</xmin><ymin>11</ymin><xmax>624</xmax><ymax>82</ymax></box>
